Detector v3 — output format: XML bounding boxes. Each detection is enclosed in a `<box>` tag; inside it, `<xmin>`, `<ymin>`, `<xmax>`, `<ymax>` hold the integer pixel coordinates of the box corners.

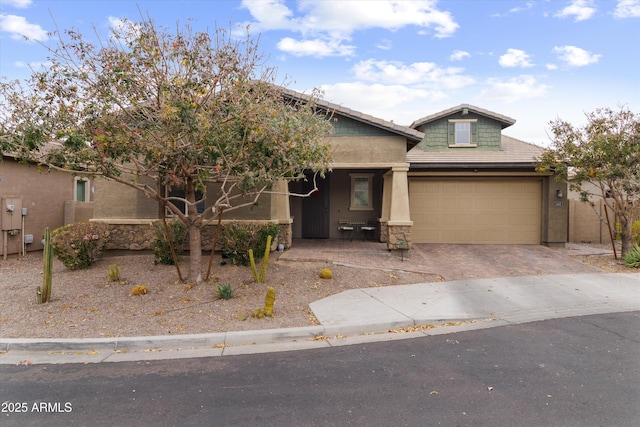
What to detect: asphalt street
<box><xmin>2</xmin><ymin>311</ymin><xmax>639</xmax><ymax>426</ymax></box>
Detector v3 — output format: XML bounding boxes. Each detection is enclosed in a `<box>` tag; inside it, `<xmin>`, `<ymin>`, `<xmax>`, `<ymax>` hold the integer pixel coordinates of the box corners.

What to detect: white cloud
<box><xmin>376</xmin><ymin>39</ymin><xmax>393</xmax><ymax>50</ymax></box>
<box><xmin>480</xmin><ymin>75</ymin><xmax>550</xmax><ymax>103</ymax></box>
<box><xmin>450</xmin><ymin>50</ymin><xmax>470</xmax><ymax>61</ymax></box>
<box><xmin>317</xmin><ymin>81</ymin><xmax>446</xmax><ymax>124</ymax></box>
<box><xmin>546</xmin><ymin>63</ymin><xmax>559</xmax><ymax>70</ymax></box>
<box><xmin>277</xmin><ymin>37</ymin><xmax>355</xmax><ymax>57</ymax></box>
<box><xmin>108</xmin><ymin>16</ymin><xmax>141</xmax><ymax>41</ymax></box>
<box><xmin>613</xmin><ymin>0</ymin><xmax>640</xmax><ymax>18</ymax></box>
<box><xmin>0</xmin><ymin>0</ymin><xmax>32</xmax><ymax>8</ymax></box>
<box><xmin>554</xmin><ymin>0</ymin><xmax>596</xmax><ymax>22</ymax></box>
<box><xmin>499</xmin><ymin>48</ymin><xmax>534</xmax><ymax>68</ymax></box>
<box><xmin>14</xmin><ymin>60</ymin><xmax>51</xmax><ymax>69</ymax></box>
<box><xmin>553</xmin><ymin>45</ymin><xmax>601</xmax><ymax>66</ymax></box>
<box><xmin>352</xmin><ymin>59</ymin><xmax>475</xmax><ymax>89</ymax></box>
<box><xmin>0</xmin><ymin>13</ymin><xmax>47</xmax><ymax>41</ymax></box>
<box><xmin>241</xmin><ymin>0</ymin><xmax>459</xmax><ymax>57</ymax></box>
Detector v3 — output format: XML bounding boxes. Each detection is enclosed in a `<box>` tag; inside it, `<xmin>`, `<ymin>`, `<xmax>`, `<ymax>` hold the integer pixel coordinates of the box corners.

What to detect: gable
<box><xmin>412</xmin><ymin>104</ymin><xmax>516</xmax><ymax>153</ymax></box>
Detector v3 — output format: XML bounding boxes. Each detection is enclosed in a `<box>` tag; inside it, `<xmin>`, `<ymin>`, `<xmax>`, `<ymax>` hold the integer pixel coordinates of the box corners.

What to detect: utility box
<box><xmin>1</xmin><ymin>197</ymin><xmax>23</xmax><ymax>230</ymax></box>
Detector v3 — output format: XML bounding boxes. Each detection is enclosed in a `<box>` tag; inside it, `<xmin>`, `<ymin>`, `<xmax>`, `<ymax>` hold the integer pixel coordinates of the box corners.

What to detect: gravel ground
<box><xmin>0</xmin><ymin>251</ymin><xmax>439</xmax><ymax>339</ymax></box>
<box><xmin>0</xmin><ymin>245</ymin><xmax>635</xmax><ymax>339</ymax></box>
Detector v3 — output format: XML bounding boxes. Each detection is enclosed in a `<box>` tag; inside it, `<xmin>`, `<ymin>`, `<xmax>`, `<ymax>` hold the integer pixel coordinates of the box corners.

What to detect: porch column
<box><xmin>386</xmin><ymin>166</ymin><xmax>413</xmax><ymax>250</ymax></box>
<box><xmin>380</xmin><ymin>172</ymin><xmax>392</xmax><ymax>242</ymax></box>
<box><xmin>270</xmin><ymin>179</ymin><xmax>293</xmax><ymax>248</ymax></box>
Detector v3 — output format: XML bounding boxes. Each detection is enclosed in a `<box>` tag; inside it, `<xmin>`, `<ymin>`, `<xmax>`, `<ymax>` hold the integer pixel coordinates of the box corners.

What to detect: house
<box><xmin>91</xmin><ymin>97</ymin><xmax>567</xmax><ymax>251</ymax></box>
<box><xmin>407</xmin><ymin>104</ymin><xmax>566</xmax><ymax>246</ymax></box>
<box><xmin>0</xmin><ymin>153</ymin><xmax>94</xmax><ymax>258</ymax></box>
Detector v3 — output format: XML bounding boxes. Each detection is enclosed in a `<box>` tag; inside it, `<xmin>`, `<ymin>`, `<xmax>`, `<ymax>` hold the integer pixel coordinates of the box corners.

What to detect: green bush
<box><xmin>51</xmin><ymin>222</ymin><xmax>109</xmax><ymax>270</ymax></box>
<box><xmin>632</xmin><ymin>220</ymin><xmax>640</xmax><ymax>244</ymax></box>
<box><xmin>150</xmin><ymin>220</ymin><xmax>188</xmax><ymax>265</ymax></box>
<box><xmin>624</xmin><ymin>243</ymin><xmax>640</xmax><ymax>268</ymax></box>
<box><xmin>218</xmin><ymin>222</ymin><xmax>279</xmax><ymax>266</ymax></box>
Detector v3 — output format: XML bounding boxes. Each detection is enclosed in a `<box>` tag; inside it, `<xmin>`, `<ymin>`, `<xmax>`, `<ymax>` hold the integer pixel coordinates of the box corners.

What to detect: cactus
<box><xmin>248</xmin><ymin>235</ymin><xmax>272</xmax><ymax>283</ymax></box>
<box><xmin>259</xmin><ymin>235</ymin><xmax>272</xmax><ymax>283</ymax></box>
<box><xmin>319</xmin><ymin>268</ymin><xmax>333</xmax><ymax>279</ymax></box>
<box><xmin>249</xmin><ymin>249</ymin><xmax>259</xmax><ymax>282</ymax></box>
<box><xmin>37</xmin><ymin>227</ymin><xmax>53</xmax><ymax>304</ymax></box>
<box><xmin>252</xmin><ymin>286</ymin><xmax>275</xmax><ymax>318</ymax></box>
<box><xmin>130</xmin><ymin>285</ymin><xmax>148</xmax><ymax>296</ymax></box>
<box><xmin>108</xmin><ymin>264</ymin><xmax>120</xmax><ymax>282</ymax></box>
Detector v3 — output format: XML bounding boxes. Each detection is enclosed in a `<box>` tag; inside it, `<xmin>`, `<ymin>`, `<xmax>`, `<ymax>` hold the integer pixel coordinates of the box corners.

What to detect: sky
<box><xmin>1</xmin><ymin>0</ymin><xmax>639</xmax><ymax>146</ymax></box>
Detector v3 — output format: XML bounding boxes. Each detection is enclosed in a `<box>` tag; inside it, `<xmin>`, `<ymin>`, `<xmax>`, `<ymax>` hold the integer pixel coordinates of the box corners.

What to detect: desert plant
<box><xmin>219</xmin><ymin>222</ymin><xmax>279</xmax><ymax>266</ymax></box>
<box><xmin>632</xmin><ymin>220</ymin><xmax>640</xmax><ymax>245</ymax></box>
<box><xmin>108</xmin><ymin>264</ymin><xmax>120</xmax><ymax>282</ymax></box>
<box><xmin>624</xmin><ymin>244</ymin><xmax>640</xmax><ymax>268</ymax></box>
<box><xmin>130</xmin><ymin>285</ymin><xmax>148</xmax><ymax>296</ymax></box>
<box><xmin>249</xmin><ymin>235</ymin><xmax>272</xmax><ymax>283</ymax></box>
<box><xmin>253</xmin><ymin>286</ymin><xmax>275</xmax><ymax>318</ymax></box>
<box><xmin>214</xmin><ymin>283</ymin><xmax>235</xmax><ymax>300</ymax></box>
<box><xmin>50</xmin><ymin>222</ymin><xmax>109</xmax><ymax>270</ymax></box>
<box><xmin>319</xmin><ymin>268</ymin><xmax>332</xmax><ymax>279</ymax></box>
<box><xmin>150</xmin><ymin>220</ymin><xmax>188</xmax><ymax>265</ymax></box>
<box><xmin>36</xmin><ymin>227</ymin><xmax>53</xmax><ymax>304</ymax></box>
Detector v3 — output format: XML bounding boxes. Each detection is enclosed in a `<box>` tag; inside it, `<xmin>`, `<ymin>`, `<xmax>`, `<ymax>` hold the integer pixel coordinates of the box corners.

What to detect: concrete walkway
<box><xmin>2</xmin><ymin>271</ymin><xmax>638</xmax><ymax>365</ymax></box>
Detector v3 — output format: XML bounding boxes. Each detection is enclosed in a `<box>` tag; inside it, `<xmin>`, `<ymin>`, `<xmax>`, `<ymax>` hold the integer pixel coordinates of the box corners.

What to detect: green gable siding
<box><xmin>418</xmin><ymin>113</ymin><xmax>502</xmax><ymax>152</ymax></box>
<box><xmin>330</xmin><ymin>115</ymin><xmax>398</xmax><ymax>137</ymax></box>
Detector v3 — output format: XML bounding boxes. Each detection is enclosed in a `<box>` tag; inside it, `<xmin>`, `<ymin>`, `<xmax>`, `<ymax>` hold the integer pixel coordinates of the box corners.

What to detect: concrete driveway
<box><xmin>280</xmin><ymin>240</ymin><xmax>607</xmax><ymax>281</ymax></box>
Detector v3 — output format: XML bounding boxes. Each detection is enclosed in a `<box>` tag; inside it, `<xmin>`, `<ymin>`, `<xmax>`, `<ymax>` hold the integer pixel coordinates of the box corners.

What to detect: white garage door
<box><xmin>410</xmin><ymin>179</ymin><xmax>541</xmax><ymax>244</ymax></box>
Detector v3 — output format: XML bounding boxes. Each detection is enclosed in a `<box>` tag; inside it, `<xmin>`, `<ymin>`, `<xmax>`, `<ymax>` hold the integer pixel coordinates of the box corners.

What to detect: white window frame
<box><xmin>349</xmin><ymin>173</ymin><xmax>374</xmax><ymax>211</ymax></box>
<box><xmin>448</xmin><ymin>119</ymin><xmax>478</xmax><ymax>147</ymax></box>
<box><xmin>74</xmin><ymin>177</ymin><xmax>90</xmax><ymax>202</ymax></box>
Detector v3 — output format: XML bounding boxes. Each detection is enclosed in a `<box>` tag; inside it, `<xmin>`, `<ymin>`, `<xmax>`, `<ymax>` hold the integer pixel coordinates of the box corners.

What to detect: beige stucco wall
<box><xmin>0</xmin><ymin>158</ymin><xmax>79</xmax><ymax>255</ymax></box>
<box><xmin>94</xmin><ymin>176</ymin><xmax>158</xmax><ymax>219</ymax></box>
<box><xmin>328</xmin><ymin>135</ymin><xmax>408</xmax><ymax>166</ymax></box>
<box><xmin>540</xmin><ymin>175</ymin><xmax>568</xmax><ymax>247</ymax></box>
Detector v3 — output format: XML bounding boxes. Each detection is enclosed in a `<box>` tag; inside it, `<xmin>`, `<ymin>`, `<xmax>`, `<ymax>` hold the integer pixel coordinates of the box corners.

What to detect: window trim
<box><xmin>74</xmin><ymin>177</ymin><xmax>90</xmax><ymax>202</ymax></box>
<box><xmin>349</xmin><ymin>173</ymin><xmax>374</xmax><ymax>211</ymax></box>
<box><xmin>448</xmin><ymin>119</ymin><xmax>478</xmax><ymax>147</ymax></box>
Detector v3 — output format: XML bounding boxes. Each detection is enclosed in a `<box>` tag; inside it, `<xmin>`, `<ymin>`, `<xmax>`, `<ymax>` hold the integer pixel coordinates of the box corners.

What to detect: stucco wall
<box><xmin>94</xmin><ymin>176</ymin><xmax>158</xmax><ymax>219</ymax></box>
<box><xmin>0</xmin><ymin>158</ymin><xmax>77</xmax><ymax>255</ymax></box>
<box><xmin>540</xmin><ymin>176</ymin><xmax>569</xmax><ymax>247</ymax></box>
<box><xmin>328</xmin><ymin>136</ymin><xmax>408</xmax><ymax>165</ymax></box>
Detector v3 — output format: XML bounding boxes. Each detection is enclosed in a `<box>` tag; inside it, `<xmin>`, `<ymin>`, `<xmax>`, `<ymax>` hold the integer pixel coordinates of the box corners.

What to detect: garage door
<box><xmin>410</xmin><ymin>179</ymin><xmax>541</xmax><ymax>244</ymax></box>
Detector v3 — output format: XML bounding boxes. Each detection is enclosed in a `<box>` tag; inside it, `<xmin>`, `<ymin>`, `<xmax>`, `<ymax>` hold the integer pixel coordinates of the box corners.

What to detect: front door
<box><xmin>302</xmin><ymin>173</ymin><xmax>330</xmax><ymax>238</ymax></box>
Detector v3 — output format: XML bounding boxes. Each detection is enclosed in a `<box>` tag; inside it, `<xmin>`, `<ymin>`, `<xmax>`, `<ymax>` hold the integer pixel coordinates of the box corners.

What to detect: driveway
<box><xmin>280</xmin><ymin>240</ymin><xmax>606</xmax><ymax>281</ymax></box>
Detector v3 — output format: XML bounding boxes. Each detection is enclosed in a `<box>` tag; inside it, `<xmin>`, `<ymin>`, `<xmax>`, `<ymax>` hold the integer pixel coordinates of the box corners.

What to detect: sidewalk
<box><xmin>2</xmin><ymin>272</ymin><xmax>638</xmax><ymax>365</ymax></box>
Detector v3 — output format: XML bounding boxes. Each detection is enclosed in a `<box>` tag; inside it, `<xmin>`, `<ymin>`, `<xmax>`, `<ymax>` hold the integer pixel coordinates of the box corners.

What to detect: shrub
<box><xmin>51</xmin><ymin>222</ymin><xmax>109</xmax><ymax>270</ymax></box>
<box><xmin>624</xmin><ymin>244</ymin><xmax>640</xmax><ymax>268</ymax></box>
<box><xmin>108</xmin><ymin>264</ymin><xmax>120</xmax><ymax>282</ymax></box>
<box><xmin>219</xmin><ymin>222</ymin><xmax>279</xmax><ymax>266</ymax></box>
<box><xmin>632</xmin><ymin>220</ymin><xmax>640</xmax><ymax>245</ymax></box>
<box><xmin>150</xmin><ymin>220</ymin><xmax>188</xmax><ymax>265</ymax></box>
<box><xmin>214</xmin><ymin>283</ymin><xmax>235</xmax><ymax>300</ymax></box>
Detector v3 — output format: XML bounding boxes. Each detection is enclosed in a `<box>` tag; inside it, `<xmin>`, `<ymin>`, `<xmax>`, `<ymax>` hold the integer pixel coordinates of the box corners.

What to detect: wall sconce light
<box><xmin>556</xmin><ymin>189</ymin><xmax>564</xmax><ymax>198</ymax></box>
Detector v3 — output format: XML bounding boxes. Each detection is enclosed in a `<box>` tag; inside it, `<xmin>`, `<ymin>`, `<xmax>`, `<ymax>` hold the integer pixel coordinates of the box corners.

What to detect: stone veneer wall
<box><xmin>386</xmin><ymin>225</ymin><xmax>412</xmax><ymax>250</ymax></box>
<box><xmin>102</xmin><ymin>221</ymin><xmax>292</xmax><ymax>251</ymax></box>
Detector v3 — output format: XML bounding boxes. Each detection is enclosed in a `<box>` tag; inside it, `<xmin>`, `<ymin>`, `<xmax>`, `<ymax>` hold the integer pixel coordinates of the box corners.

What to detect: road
<box><xmin>2</xmin><ymin>311</ymin><xmax>639</xmax><ymax>426</ymax></box>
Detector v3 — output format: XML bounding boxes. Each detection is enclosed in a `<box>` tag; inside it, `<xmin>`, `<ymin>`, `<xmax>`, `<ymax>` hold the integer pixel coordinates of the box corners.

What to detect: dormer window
<box><xmin>448</xmin><ymin>119</ymin><xmax>477</xmax><ymax>147</ymax></box>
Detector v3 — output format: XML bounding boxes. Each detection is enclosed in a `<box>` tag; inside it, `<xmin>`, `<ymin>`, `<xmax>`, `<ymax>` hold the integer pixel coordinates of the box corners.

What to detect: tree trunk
<box><xmin>185</xmin><ymin>177</ymin><xmax>203</xmax><ymax>283</ymax></box>
<box><xmin>188</xmin><ymin>221</ymin><xmax>203</xmax><ymax>283</ymax></box>
<box><xmin>620</xmin><ymin>216</ymin><xmax>631</xmax><ymax>258</ymax></box>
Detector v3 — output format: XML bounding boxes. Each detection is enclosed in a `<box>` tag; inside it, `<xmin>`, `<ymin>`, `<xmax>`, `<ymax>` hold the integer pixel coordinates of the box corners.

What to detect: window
<box><xmin>349</xmin><ymin>173</ymin><xmax>373</xmax><ymax>211</ymax></box>
<box><xmin>448</xmin><ymin>119</ymin><xmax>477</xmax><ymax>146</ymax></box>
<box><xmin>74</xmin><ymin>177</ymin><xmax>90</xmax><ymax>202</ymax></box>
<box><xmin>166</xmin><ymin>187</ymin><xmax>205</xmax><ymax>215</ymax></box>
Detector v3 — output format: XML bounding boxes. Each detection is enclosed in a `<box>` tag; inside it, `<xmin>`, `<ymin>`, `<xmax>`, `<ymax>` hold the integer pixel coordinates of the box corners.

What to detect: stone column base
<box><xmin>387</xmin><ymin>224</ymin><xmax>412</xmax><ymax>251</ymax></box>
